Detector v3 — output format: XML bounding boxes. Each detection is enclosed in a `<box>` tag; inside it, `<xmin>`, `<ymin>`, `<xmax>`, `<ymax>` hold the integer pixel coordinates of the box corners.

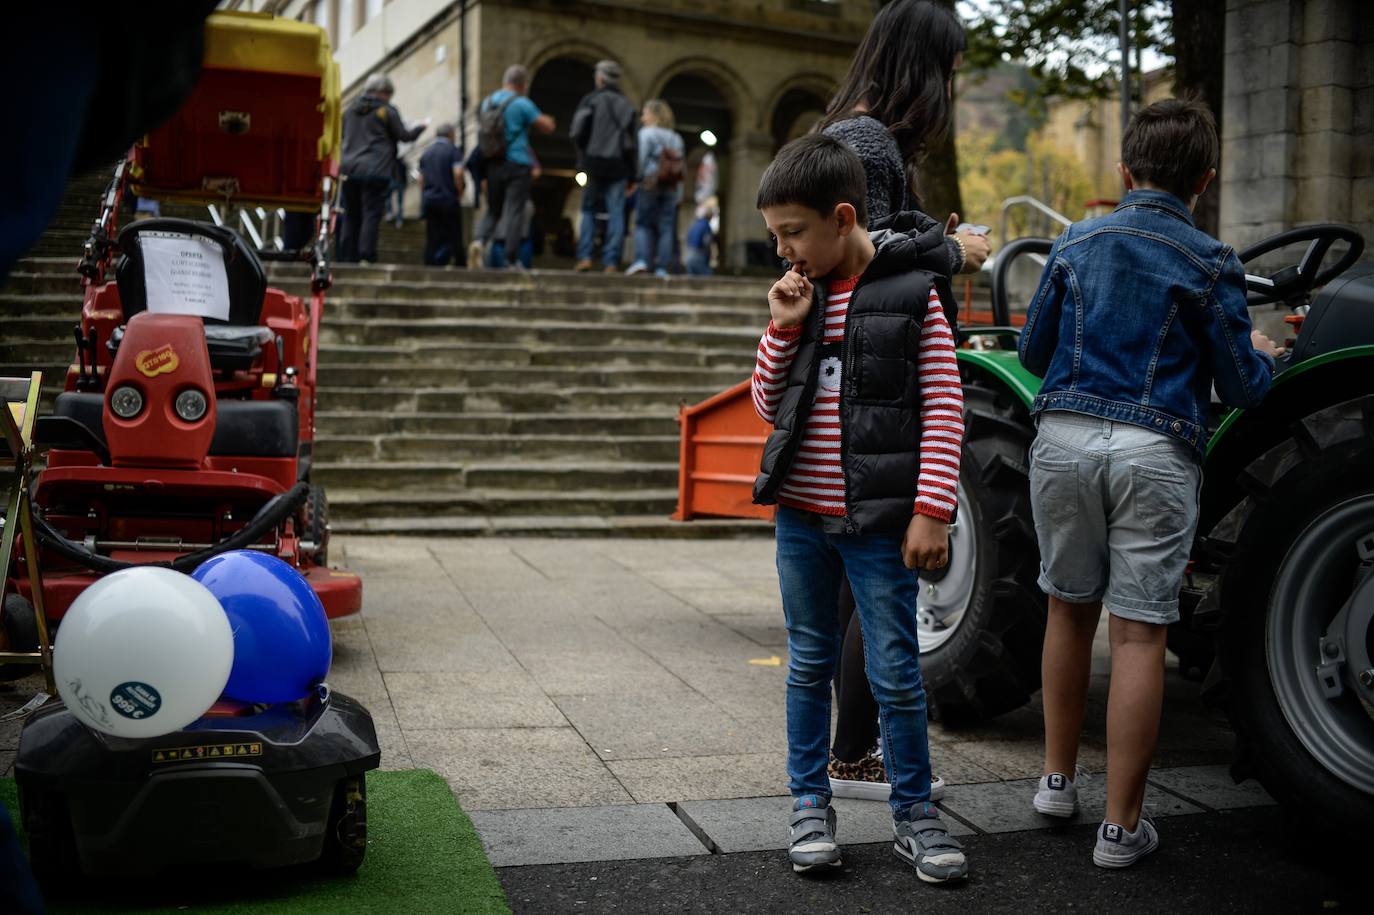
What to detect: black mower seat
<box><xmin>111</xmin><ymin>218</ymin><xmax>274</xmax><ymax>372</ymax></box>
<box><xmin>51</xmin><ymin>392</ymin><xmax>299</xmax><ymax>458</ymax></box>
<box><xmin>106</xmin><ymin>324</ymin><xmax>274</xmax><ymax>373</ymax></box>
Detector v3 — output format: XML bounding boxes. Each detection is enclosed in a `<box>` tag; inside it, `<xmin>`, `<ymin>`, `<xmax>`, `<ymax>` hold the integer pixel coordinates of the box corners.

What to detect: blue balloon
<box><xmin>192</xmin><ymin>551</ymin><xmax>332</xmax><ymax>703</ymax></box>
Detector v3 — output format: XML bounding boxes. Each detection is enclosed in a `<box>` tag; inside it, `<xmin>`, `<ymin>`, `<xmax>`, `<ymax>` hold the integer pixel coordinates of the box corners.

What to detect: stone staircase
<box><xmin>4</xmin><ymin>171</ymin><xmax>994</xmax><ymax>537</ymax></box>
<box><xmin>2</xmin><ymin>250</ymin><xmax>773</xmax><ymax>536</ymax></box>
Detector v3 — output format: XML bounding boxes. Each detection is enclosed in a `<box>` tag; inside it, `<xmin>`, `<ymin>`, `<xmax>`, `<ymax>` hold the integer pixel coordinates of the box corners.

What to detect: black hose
<box><xmin>33</xmin><ymin>482</ymin><xmax>310</xmax><ymax>574</ymax></box>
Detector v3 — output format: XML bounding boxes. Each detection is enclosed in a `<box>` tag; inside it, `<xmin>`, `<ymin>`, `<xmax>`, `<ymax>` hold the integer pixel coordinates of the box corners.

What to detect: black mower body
<box><xmin>14</xmin><ymin>687</ymin><xmax>380</xmax><ymax>876</ymax></box>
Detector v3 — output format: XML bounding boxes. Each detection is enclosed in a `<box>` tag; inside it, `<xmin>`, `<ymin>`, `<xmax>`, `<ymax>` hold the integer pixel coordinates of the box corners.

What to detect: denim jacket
<box><xmin>1018</xmin><ymin>189</ymin><xmax>1274</xmax><ymax>456</ymax></box>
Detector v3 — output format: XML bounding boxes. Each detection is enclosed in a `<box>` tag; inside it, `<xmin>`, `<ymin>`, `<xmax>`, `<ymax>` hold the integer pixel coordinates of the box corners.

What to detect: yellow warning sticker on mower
<box><xmin>152</xmin><ymin>742</ymin><xmax>263</xmax><ymax>764</ymax></box>
<box><xmin>136</xmin><ymin>344</ymin><xmax>180</xmax><ymax>377</ymax></box>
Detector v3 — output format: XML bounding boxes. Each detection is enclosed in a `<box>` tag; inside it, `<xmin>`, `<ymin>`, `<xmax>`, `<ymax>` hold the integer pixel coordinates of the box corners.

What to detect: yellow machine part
<box><xmin>200</xmin><ymin>11</ymin><xmax>341</xmax><ymax>162</ymax></box>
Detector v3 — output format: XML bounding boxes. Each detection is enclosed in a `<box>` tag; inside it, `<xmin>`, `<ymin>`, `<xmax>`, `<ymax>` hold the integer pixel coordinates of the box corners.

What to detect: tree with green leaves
<box><xmin>944</xmin><ymin>0</ymin><xmax>1225</xmax><ymax>234</ymax></box>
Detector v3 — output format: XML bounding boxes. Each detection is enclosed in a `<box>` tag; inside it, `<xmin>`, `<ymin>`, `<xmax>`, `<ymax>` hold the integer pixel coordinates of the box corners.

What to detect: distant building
<box><xmin>223</xmin><ymin>0</ymin><xmax>874</xmax><ymax>268</ymax></box>
<box><xmin>1032</xmin><ymin>68</ymin><xmax>1173</xmax><ymax>213</ymax></box>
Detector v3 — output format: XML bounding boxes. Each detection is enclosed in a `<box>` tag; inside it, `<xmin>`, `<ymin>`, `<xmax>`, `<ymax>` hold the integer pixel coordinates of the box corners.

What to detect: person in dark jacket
<box><xmin>749</xmin><ymin>135</ymin><xmax>968</xmax><ymax>883</ymax></box>
<box><xmin>339</xmin><ymin>73</ymin><xmax>428</xmax><ymax>263</ymax></box>
<box><xmin>570</xmin><ymin>60</ymin><xmax>637</xmax><ymax>272</ymax></box>
<box><xmin>418</xmin><ymin>122</ymin><xmax>466</xmax><ymax>266</ymax></box>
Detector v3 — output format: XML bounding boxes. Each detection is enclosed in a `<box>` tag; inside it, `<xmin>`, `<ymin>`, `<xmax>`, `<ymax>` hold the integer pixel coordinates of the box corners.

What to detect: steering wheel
<box><xmin>989</xmin><ymin>236</ymin><xmax>1054</xmax><ymax>326</ymax></box>
<box><xmin>1237</xmin><ymin>224</ymin><xmax>1364</xmax><ymax>307</ymax></box>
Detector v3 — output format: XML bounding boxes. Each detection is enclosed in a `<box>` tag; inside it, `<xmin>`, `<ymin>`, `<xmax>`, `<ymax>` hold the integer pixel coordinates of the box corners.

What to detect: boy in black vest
<box><xmin>749</xmin><ymin>135</ymin><xmax>968</xmax><ymax>883</ymax></box>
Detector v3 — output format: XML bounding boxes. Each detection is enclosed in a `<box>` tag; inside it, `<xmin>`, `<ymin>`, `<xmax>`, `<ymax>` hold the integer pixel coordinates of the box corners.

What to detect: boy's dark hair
<box><xmin>757</xmin><ymin>134</ymin><xmax>868</xmax><ymax>227</ymax></box>
<box><xmin>1121</xmin><ymin>96</ymin><xmax>1219</xmax><ymax>201</ymax></box>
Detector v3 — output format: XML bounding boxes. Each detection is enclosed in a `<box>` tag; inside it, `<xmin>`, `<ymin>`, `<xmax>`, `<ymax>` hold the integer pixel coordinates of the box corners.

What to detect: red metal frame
<box><xmin>13</xmin><ymin>60</ymin><xmax>358</xmax><ymax>623</ymax></box>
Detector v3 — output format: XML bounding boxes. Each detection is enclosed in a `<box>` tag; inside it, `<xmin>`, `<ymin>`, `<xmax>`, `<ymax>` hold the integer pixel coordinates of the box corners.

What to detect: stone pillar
<box><xmin>724</xmin><ymin>130</ymin><xmax>775</xmax><ymax>269</ymax></box>
<box><xmin>1220</xmin><ymin>0</ymin><xmax>1372</xmax><ymax>255</ymax></box>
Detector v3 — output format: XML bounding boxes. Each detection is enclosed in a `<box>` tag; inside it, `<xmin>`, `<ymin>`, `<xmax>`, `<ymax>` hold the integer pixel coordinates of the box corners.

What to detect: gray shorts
<box><xmin>1028</xmin><ymin>410</ymin><xmax>1202</xmax><ymax>625</ymax></box>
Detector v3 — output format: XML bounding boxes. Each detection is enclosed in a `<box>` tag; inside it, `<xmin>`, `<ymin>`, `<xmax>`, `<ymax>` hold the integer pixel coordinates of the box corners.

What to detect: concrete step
<box><xmin>318</xmin><ymin>411</ymin><xmax>678</xmax><ymax>437</ymax></box>
<box><xmin>316</xmin><ymin>433</ymin><xmax>679</xmax><ymax>463</ymax></box>
<box><xmin>330</xmin><ymin>513</ymin><xmax>770</xmax><ymax>537</ymax></box>
<box><xmin>314</xmin><ymin>363</ymin><xmax>748</xmax><ymax>390</ymax></box>
<box><xmin>318</xmin><ymin>317</ymin><xmax>759</xmax><ymax>349</ymax></box>
<box><xmin>326</xmin><ymin>486</ymin><xmax>680</xmax><ymax>520</ymax></box>
<box><xmin>311</xmin><ymin>460</ymin><xmax>677</xmax><ymax>491</ymax></box>
<box><xmin>322</xmin><ymin>299</ymin><xmax>762</xmax><ymax>327</ymax></box>
<box><xmin>2</xmin><ymin>272</ymin><xmax>769</xmax><ymax>311</ymax></box>
<box><xmin>316</xmin><ymin>384</ymin><xmax>727</xmax><ymax>413</ymax></box>
<box><xmin>317</xmin><ymin>342</ymin><xmax>750</xmax><ymax>370</ymax></box>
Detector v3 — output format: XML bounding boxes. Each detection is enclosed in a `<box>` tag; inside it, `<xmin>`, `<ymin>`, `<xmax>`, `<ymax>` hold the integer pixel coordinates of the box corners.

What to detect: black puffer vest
<box><xmin>752</xmin><ymin>212</ymin><xmax>956</xmax><ymax>534</ymax></box>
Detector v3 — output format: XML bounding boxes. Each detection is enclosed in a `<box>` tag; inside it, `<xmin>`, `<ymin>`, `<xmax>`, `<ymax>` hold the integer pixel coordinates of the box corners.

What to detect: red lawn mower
<box><xmin>5</xmin><ymin>13</ymin><xmax>380</xmax><ymax>882</ymax></box>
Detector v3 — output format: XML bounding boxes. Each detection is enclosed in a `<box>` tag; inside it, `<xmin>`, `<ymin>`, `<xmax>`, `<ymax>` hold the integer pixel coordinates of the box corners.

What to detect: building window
<box><xmin>338</xmin><ymin>0</ymin><xmax>355</xmax><ymax>46</ymax></box>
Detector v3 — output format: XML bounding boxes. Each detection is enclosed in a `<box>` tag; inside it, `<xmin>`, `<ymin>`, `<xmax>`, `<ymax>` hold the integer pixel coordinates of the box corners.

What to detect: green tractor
<box><xmin>922</xmin><ymin>224</ymin><xmax>1373</xmax><ymax>833</ymax></box>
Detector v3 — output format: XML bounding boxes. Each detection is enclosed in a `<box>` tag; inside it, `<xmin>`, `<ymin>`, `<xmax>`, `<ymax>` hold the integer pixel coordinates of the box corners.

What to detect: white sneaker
<box><xmin>467</xmin><ymin>241</ymin><xmax>484</xmax><ymax>268</ymax></box>
<box><xmin>1032</xmin><ymin>771</ymin><xmax>1079</xmax><ymax>818</ymax></box>
<box><xmin>624</xmin><ymin>261</ymin><xmax>649</xmax><ymax>275</ymax></box>
<box><xmin>1093</xmin><ymin>817</ymin><xmax>1160</xmax><ymax>868</ymax></box>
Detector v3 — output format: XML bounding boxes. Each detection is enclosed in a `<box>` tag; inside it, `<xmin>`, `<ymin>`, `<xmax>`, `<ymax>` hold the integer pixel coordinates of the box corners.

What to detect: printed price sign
<box><xmin>140</xmin><ymin>232</ymin><xmax>231</xmax><ymax>321</ymax></box>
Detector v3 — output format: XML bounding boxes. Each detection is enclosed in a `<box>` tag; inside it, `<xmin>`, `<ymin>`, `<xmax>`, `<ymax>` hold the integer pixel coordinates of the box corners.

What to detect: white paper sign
<box><xmin>140</xmin><ymin>232</ymin><xmax>231</xmax><ymax>321</ymax></box>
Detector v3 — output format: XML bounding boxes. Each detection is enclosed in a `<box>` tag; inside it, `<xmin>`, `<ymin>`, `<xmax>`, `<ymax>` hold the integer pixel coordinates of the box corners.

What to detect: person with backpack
<box><xmin>625</xmin><ymin>99</ymin><xmax>686</xmax><ymax>277</ymax></box>
<box><xmin>473</xmin><ymin>64</ymin><xmax>554</xmax><ymax>269</ymax></box>
<box><xmin>570</xmin><ymin>60</ymin><xmax>638</xmax><ymax>273</ymax></box>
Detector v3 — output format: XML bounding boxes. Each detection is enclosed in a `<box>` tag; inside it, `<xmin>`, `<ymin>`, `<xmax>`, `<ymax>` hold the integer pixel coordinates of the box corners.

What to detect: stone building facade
<box><xmin>1220</xmin><ymin>0</ymin><xmax>1373</xmax><ymax>254</ymax></box>
<box><xmin>234</xmin><ymin>0</ymin><xmax>870</xmax><ymax>267</ymax></box>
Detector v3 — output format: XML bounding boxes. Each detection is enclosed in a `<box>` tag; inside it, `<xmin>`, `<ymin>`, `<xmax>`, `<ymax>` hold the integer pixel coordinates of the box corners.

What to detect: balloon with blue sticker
<box><xmin>192</xmin><ymin>550</ymin><xmax>332</xmax><ymax>704</ymax></box>
<box><xmin>54</xmin><ymin>566</ymin><xmax>233</xmax><ymax>738</ymax></box>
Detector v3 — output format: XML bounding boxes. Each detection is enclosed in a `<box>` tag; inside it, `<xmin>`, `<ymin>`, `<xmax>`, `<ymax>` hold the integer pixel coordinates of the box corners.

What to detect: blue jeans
<box><xmin>634</xmin><ymin>188</ymin><xmax>678</xmax><ymax>271</ymax></box>
<box><xmin>576</xmin><ymin>175</ymin><xmax>627</xmax><ymax>267</ymax></box>
<box><xmin>774</xmin><ymin>506</ymin><xmax>933</xmax><ymax>816</ymax></box>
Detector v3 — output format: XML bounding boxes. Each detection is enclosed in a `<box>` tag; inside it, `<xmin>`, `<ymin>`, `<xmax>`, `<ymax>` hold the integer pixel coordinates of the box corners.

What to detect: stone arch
<box><xmin>762</xmin><ymin>73</ymin><xmax>837</xmax><ymax>150</ymax></box>
<box><xmin>646</xmin><ymin>57</ymin><xmax>758</xmax><ymax>134</ymax></box>
<box><xmin>527</xmin><ymin>39</ymin><xmax>646</xmax><ymax>103</ymax></box>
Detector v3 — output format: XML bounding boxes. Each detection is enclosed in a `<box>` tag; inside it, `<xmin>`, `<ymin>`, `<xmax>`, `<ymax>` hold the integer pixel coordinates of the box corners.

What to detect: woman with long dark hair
<box><xmin>816</xmin><ymin>0</ymin><xmax>990</xmax><ymax>804</ymax></box>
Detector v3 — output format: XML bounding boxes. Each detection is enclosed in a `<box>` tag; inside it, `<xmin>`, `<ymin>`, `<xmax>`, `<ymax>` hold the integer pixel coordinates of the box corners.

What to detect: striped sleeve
<box><xmin>914</xmin><ymin>291</ymin><xmax>964</xmax><ymax>521</ymax></box>
<box><xmin>751</xmin><ymin>321</ymin><xmax>802</xmax><ymax>423</ymax></box>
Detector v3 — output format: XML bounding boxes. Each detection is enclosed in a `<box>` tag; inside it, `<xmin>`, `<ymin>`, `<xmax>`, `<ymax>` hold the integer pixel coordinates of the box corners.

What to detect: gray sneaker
<box><xmin>892</xmin><ymin>802</ymin><xmax>967</xmax><ymax>883</ymax></box>
<box><xmin>788</xmin><ymin>795</ymin><xmax>841</xmax><ymax>873</ymax></box>
<box><xmin>1093</xmin><ymin>817</ymin><xmax>1159</xmax><ymax>868</ymax></box>
<box><xmin>1032</xmin><ymin>770</ymin><xmax>1079</xmax><ymax>818</ymax></box>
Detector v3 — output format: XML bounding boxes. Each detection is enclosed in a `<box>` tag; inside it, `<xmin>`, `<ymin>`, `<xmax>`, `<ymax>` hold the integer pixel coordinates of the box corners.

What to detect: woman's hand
<box><xmin>767</xmin><ymin>265</ymin><xmax>814</xmax><ymax>329</ymax></box>
<box><xmin>946</xmin><ymin>212</ymin><xmax>992</xmax><ymax>274</ymax></box>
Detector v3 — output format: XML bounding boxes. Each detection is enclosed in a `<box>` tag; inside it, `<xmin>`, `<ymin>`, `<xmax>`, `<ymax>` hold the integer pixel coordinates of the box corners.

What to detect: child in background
<box><xmin>1018</xmin><ymin>97</ymin><xmax>1282</xmax><ymax>868</ymax></box>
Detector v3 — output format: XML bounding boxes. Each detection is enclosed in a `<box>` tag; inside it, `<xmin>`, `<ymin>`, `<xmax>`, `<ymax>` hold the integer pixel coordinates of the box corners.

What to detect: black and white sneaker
<box><xmin>1093</xmin><ymin>817</ymin><xmax>1159</xmax><ymax>868</ymax></box>
<box><xmin>893</xmin><ymin>802</ymin><xmax>967</xmax><ymax>883</ymax></box>
<box><xmin>1032</xmin><ymin>770</ymin><xmax>1080</xmax><ymax>818</ymax></box>
<box><xmin>788</xmin><ymin>795</ymin><xmax>842</xmax><ymax>874</ymax></box>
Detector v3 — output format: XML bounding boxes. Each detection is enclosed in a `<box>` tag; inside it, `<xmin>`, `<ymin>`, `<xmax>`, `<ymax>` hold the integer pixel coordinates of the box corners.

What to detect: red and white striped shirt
<box><xmin>750</xmin><ymin>276</ymin><xmax>964</xmax><ymax>522</ymax></box>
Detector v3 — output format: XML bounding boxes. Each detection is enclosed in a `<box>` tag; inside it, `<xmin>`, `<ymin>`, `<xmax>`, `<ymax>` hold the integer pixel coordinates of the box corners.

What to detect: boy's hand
<box><xmin>902</xmin><ymin>514</ymin><xmax>950</xmax><ymax>571</ymax></box>
<box><xmin>1251</xmin><ymin>329</ymin><xmax>1287</xmax><ymax>359</ymax></box>
<box><xmin>768</xmin><ymin>265</ymin><xmax>814</xmax><ymax>329</ymax></box>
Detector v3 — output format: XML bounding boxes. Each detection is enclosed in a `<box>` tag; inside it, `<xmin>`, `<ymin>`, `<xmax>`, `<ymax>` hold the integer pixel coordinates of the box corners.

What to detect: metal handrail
<box><xmin>999</xmin><ymin>195</ymin><xmax>1072</xmax><ymax>248</ymax></box>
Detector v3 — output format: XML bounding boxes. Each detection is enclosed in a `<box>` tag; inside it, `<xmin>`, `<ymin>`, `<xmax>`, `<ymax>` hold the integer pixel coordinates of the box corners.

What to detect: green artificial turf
<box><xmin>0</xmin><ymin>769</ymin><xmax>510</xmax><ymax>915</ymax></box>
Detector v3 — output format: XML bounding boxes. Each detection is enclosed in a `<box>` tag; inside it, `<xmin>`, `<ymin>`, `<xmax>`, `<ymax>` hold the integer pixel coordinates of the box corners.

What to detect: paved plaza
<box><xmin>314</xmin><ymin>535</ymin><xmax>1271</xmax><ymax>869</ymax></box>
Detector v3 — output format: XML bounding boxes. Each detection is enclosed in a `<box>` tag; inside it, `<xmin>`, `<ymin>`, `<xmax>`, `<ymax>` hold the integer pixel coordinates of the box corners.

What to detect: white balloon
<box><xmin>54</xmin><ymin>567</ymin><xmax>233</xmax><ymax>739</ymax></box>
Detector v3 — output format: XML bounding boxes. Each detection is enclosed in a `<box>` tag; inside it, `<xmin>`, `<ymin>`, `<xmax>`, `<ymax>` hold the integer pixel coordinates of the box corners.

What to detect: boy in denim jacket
<box><xmin>1018</xmin><ymin>98</ymin><xmax>1282</xmax><ymax>868</ymax></box>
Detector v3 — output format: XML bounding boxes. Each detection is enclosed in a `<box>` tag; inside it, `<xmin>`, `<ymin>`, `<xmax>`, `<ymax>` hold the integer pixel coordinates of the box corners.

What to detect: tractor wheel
<box><xmin>0</xmin><ymin>593</ymin><xmax>40</xmax><ymax>681</ymax></box>
<box><xmin>20</xmin><ymin>786</ymin><xmax>80</xmax><ymax>887</ymax></box>
<box><xmin>922</xmin><ymin>382</ymin><xmax>1047</xmax><ymax>726</ymax></box>
<box><xmin>1215</xmin><ymin>396</ymin><xmax>1374</xmax><ymax>834</ymax></box>
<box><xmin>304</xmin><ymin>485</ymin><xmax>330</xmax><ymax>567</ymax></box>
<box><xmin>319</xmin><ymin>775</ymin><xmax>367</xmax><ymax>874</ymax></box>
